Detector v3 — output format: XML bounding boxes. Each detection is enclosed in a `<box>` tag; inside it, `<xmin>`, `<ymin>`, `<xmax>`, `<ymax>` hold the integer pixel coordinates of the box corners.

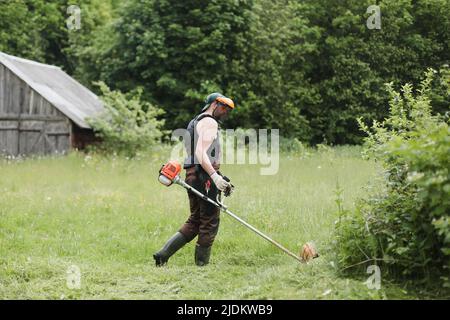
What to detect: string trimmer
<box><xmin>158</xmin><ymin>160</ymin><xmax>319</xmax><ymax>264</ymax></box>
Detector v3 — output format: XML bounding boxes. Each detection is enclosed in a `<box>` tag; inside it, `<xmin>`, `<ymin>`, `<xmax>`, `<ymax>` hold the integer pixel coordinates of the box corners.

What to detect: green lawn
<box><xmin>0</xmin><ymin>147</ymin><xmax>431</xmax><ymax>299</ymax></box>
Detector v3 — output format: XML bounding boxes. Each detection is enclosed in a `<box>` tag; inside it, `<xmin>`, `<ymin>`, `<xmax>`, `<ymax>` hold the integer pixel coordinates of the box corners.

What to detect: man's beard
<box><xmin>213</xmin><ymin>109</ymin><xmax>227</xmax><ymax>122</ymax></box>
<box><xmin>217</xmin><ymin>113</ymin><xmax>228</xmax><ymax>122</ymax></box>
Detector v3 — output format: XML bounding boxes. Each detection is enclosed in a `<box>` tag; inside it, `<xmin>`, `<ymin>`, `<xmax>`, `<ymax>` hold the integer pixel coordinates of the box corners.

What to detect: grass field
<box><xmin>0</xmin><ymin>146</ymin><xmax>434</xmax><ymax>299</ymax></box>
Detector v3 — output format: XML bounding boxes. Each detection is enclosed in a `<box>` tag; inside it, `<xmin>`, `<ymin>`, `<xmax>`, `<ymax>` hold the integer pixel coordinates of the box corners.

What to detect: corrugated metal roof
<box><xmin>0</xmin><ymin>51</ymin><xmax>105</xmax><ymax>128</ymax></box>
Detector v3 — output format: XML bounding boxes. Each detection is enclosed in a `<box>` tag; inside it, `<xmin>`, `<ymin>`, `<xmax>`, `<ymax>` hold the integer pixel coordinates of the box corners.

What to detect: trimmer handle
<box><xmin>222</xmin><ymin>176</ymin><xmax>234</xmax><ymax>197</ymax></box>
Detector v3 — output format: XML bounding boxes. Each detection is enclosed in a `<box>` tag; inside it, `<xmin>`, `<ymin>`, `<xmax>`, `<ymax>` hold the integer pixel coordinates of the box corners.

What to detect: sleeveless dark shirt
<box><xmin>183</xmin><ymin>113</ymin><xmax>221</xmax><ymax>170</ymax></box>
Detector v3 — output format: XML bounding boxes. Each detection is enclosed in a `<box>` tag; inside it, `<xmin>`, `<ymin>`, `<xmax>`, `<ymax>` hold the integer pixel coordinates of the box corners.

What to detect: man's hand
<box><xmin>210</xmin><ymin>172</ymin><xmax>230</xmax><ymax>192</ymax></box>
<box><xmin>221</xmin><ymin>175</ymin><xmax>234</xmax><ymax>197</ymax></box>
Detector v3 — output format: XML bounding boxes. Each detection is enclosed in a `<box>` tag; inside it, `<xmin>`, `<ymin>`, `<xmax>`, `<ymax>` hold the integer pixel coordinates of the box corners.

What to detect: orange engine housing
<box><xmin>160</xmin><ymin>160</ymin><xmax>181</xmax><ymax>182</ymax></box>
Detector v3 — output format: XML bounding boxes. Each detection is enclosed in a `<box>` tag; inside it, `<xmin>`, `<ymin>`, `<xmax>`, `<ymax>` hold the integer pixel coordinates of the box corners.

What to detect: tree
<box><xmin>227</xmin><ymin>0</ymin><xmax>322</xmax><ymax>140</ymax></box>
<box><xmin>88</xmin><ymin>0</ymin><xmax>254</xmax><ymax>130</ymax></box>
<box><xmin>302</xmin><ymin>0</ymin><xmax>450</xmax><ymax>144</ymax></box>
<box><xmin>87</xmin><ymin>82</ymin><xmax>165</xmax><ymax>157</ymax></box>
<box><xmin>0</xmin><ymin>0</ymin><xmax>118</xmax><ymax>74</ymax></box>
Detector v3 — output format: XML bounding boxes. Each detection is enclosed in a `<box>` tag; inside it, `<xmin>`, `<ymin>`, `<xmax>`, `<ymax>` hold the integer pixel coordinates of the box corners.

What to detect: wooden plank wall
<box><xmin>0</xmin><ymin>63</ymin><xmax>71</xmax><ymax>156</ymax></box>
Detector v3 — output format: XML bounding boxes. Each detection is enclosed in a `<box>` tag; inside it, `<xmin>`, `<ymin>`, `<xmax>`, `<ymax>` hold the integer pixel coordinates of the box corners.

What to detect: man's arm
<box><xmin>195</xmin><ymin>117</ymin><xmax>230</xmax><ymax>192</ymax></box>
<box><xmin>195</xmin><ymin>117</ymin><xmax>218</xmax><ymax>176</ymax></box>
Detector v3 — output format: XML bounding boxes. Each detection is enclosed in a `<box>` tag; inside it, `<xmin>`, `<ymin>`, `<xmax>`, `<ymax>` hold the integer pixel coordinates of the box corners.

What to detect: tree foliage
<box><xmin>1</xmin><ymin>0</ymin><xmax>449</xmax><ymax>143</ymax></box>
<box><xmin>87</xmin><ymin>82</ymin><xmax>165</xmax><ymax>157</ymax></box>
<box><xmin>0</xmin><ymin>0</ymin><xmax>117</xmax><ymax>74</ymax></box>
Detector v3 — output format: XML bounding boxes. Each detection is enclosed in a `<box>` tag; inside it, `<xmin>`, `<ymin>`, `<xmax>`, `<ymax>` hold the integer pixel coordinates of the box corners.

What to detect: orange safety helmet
<box><xmin>202</xmin><ymin>93</ymin><xmax>235</xmax><ymax>112</ymax></box>
<box><xmin>215</xmin><ymin>96</ymin><xmax>235</xmax><ymax>109</ymax></box>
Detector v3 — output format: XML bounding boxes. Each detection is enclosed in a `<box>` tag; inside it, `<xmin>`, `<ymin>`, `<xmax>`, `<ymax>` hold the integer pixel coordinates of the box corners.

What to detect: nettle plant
<box><xmin>336</xmin><ymin>69</ymin><xmax>450</xmax><ymax>288</ymax></box>
<box><xmin>88</xmin><ymin>81</ymin><xmax>166</xmax><ymax>157</ymax></box>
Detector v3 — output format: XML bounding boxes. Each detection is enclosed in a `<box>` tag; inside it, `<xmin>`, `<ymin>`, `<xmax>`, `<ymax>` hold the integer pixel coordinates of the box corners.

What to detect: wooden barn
<box><xmin>0</xmin><ymin>51</ymin><xmax>105</xmax><ymax>156</ymax></box>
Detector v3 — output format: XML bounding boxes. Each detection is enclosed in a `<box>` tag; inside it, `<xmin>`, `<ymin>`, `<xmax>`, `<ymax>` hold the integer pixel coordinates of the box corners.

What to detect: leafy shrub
<box><xmin>87</xmin><ymin>82</ymin><xmax>166</xmax><ymax>157</ymax></box>
<box><xmin>279</xmin><ymin>136</ymin><xmax>311</xmax><ymax>157</ymax></box>
<box><xmin>335</xmin><ymin>69</ymin><xmax>450</xmax><ymax>288</ymax></box>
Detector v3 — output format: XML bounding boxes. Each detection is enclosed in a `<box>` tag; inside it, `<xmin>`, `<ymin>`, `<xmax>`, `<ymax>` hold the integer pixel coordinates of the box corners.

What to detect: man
<box><xmin>153</xmin><ymin>93</ymin><xmax>235</xmax><ymax>266</ymax></box>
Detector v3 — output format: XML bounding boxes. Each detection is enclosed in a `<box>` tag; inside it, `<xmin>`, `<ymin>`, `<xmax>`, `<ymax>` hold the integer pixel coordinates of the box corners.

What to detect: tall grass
<box><xmin>0</xmin><ymin>147</ymin><xmax>434</xmax><ymax>299</ymax></box>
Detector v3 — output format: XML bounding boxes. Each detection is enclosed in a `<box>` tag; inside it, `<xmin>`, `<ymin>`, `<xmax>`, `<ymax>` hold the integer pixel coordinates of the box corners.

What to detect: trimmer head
<box><xmin>300</xmin><ymin>242</ymin><xmax>319</xmax><ymax>262</ymax></box>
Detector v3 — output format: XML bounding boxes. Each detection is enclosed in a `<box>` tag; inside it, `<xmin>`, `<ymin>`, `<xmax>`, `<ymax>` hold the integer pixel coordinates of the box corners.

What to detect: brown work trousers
<box><xmin>179</xmin><ymin>166</ymin><xmax>220</xmax><ymax>247</ymax></box>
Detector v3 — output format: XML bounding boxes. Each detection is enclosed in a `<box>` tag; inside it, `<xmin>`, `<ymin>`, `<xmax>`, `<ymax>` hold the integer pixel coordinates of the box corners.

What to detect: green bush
<box><xmin>87</xmin><ymin>81</ymin><xmax>166</xmax><ymax>157</ymax></box>
<box><xmin>279</xmin><ymin>136</ymin><xmax>311</xmax><ymax>156</ymax></box>
<box><xmin>334</xmin><ymin>69</ymin><xmax>450</xmax><ymax>288</ymax></box>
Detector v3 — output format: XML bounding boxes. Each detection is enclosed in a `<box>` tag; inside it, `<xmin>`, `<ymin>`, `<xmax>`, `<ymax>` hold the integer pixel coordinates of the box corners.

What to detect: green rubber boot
<box><xmin>153</xmin><ymin>232</ymin><xmax>188</xmax><ymax>267</ymax></box>
<box><xmin>195</xmin><ymin>244</ymin><xmax>211</xmax><ymax>266</ymax></box>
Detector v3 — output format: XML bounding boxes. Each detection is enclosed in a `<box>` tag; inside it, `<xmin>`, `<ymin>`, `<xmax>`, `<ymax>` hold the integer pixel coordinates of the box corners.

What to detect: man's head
<box><xmin>203</xmin><ymin>93</ymin><xmax>235</xmax><ymax>122</ymax></box>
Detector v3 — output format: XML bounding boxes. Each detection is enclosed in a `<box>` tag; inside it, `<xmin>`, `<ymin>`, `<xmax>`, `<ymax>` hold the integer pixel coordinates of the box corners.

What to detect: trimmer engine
<box><xmin>158</xmin><ymin>160</ymin><xmax>181</xmax><ymax>186</ymax></box>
